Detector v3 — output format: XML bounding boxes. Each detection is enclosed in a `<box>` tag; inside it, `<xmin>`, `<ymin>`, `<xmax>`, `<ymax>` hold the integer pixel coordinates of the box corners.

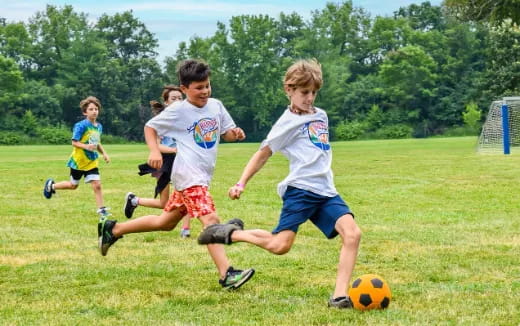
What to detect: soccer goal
<box><xmin>477</xmin><ymin>97</ymin><xmax>520</xmax><ymax>154</ymax></box>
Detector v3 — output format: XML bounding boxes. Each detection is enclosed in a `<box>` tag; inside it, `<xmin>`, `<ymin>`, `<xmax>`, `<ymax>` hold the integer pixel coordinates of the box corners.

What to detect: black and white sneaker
<box><xmin>123</xmin><ymin>192</ymin><xmax>137</xmax><ymax>219</ymax></box>
<box><xmin>43</xmin><ymin>178</ymin><xmax>55</xmax><ymax>199</ymax></box>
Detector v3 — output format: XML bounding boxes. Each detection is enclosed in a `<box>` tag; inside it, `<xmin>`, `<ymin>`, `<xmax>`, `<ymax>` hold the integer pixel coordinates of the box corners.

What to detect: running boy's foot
<box><xmin>197</xmin><ymin>222</ymin><xmax>242</xmax><ymax>245</ymax></box>
<box><xmin>97</xmin><ymin>207</ymin><xmax>111</xmax><ymax>218</ymax></box>
<box><xmin>98</xmin><ymin>218</ymin><xmax>120</xmax><ymax>256</ymax></box>
<box><xmin>226</xmin><ymin>218</ymin><xmax>244</xmax><ymax>230</ymax></box>
<box><xmin>123</xmin><ymin>192</ymin><xmax>137</xmax><ymax>218</ymax></box>
<box><xmin>327</xmin><ymin>296</ymin><xmax>353</xmax><ymax>309</ymax></box>
<box><xmin>180</xmin><ymin>228</ymin><xmax>191</xmax><ymax>238</ymax></box>
<box><xmin>43</xmin><ymin>178</ymin><xmax>55</xmax><ymax>199</ymax></box>
<box><xmin>219</xmin><ymin>266</ymin><xmax>255</xmax><ymax>290</ymax></box>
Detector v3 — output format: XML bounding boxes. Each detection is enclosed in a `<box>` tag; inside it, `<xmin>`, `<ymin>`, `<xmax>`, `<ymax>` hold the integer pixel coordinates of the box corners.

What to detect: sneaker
<box><xmin>180</xmin><ymin>228</ymin><xmax>191</xmax><ymax>238</ymax></box>
<box><xmin>219</xmin><ymin>266</ymin><xmax>255</xmax><ymax>290</ymax></box>
<box><xmin>328</xmin><ymin>296</ymin><xmax>353</xmax><ymax>309</ymax></box>
<box><xmin>226</xmin><ymin>218</ymin><xmax>244</xmax><ymax>230</ymax></box>
<box><xmin>123</xmin><ymin>192</ymin><xmax>137</xmax><ymax>219</ymax></box>
<box><xmin>197</xmin><ymin>223</ymin><xmax>240</xmax><ymax>245</ymax></box>
<box><xmin>43</xmin><ymin>178</ymin><xmax>55</xmax><ymax>199</ymax></box>
<box><xmin>98</xmin><ymin>218</ymin><xmax>120</xmax><ymax>256</ymax></box>
<box><xmin>97</xmin><ymin>207</ymin><xmax>112</xmax><ymax>218</ymax></box>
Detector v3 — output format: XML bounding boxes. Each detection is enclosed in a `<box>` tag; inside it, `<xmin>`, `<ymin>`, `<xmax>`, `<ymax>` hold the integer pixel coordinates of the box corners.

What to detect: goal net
<box><xmin>477</xmin><ymin>97</ymin><xmax>520</xmax><ymax>154</ymax></box>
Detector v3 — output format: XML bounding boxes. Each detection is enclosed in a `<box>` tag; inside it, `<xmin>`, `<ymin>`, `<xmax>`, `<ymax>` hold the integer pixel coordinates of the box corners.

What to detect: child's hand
<box><xmin>85</xmin><ymin>143</ymin><xmax>97</xmax><ymax>151</ymax></box>
<box><xmin>148</xmin><ymin>150</ymin><xmax>163</xmax><ymax>170</ymax></box>
<box><xmin>232</xmin><ymin>128</ymin><xmax>246</xmax><ymax>141</ymax></box>
<box><xmin>228</xmin><ymin>183</ymin><xmax>245</xmax><ymax>200</ymax></box>
<box><xmin>103</xmin><ymin>153</ymin><xmax>110</xmax><ymax>163</ymax></box>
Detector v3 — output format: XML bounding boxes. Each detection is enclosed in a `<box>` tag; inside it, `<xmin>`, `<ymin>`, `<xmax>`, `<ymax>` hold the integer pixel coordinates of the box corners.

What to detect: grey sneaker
<box><xmin>43</xmin><ymin>178</ymin><xmax>55</xmax><ymax>199</ymax></box>
<box><xmin>328</xmin><ymin>296</ymin><xmax>353</xmax><ymax>309</ymax></box>
<box><xmin>219</xmin><ymin>266</ymin><xmax>255</xmax><ymax>290</ymax></box>
<box><xmin>226</xmin><ymin>218</ymin><xmax>244</xmax><ymax>230</ymax></box>
<box><xmin>123</xmin><ymin>192</ymin><xmax>137</xmax><ymax>218</ymax></box>
<box><xmin>197</xmin><ymin>223</ymin><xmax>240</xmax><ymax>245</ymax></box>
<box><xmin>180</xmin><ymin>228</ymin><xmax>191</xmax><ymax>238</ymax></box>
<box><xmin>98</xmin><ymin>218</ymin><xmax>120</xmax><ymax>256</ymax></box>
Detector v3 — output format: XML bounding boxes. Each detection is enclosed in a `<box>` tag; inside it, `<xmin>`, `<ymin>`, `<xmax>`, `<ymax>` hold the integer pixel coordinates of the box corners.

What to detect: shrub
<box><xmin>0</xmin><ymin>131</ymin><xmax>30</xmax><ymax>145</ymax></box>
<box><xmin>36</xmin><ymin>127</ymin><xmax>71</xmax><ymax>144</ymax></box>
<box><xmin>334</xmin><ymin>120</ymin><xmax>367</xmax><ymax>140</ymax></box>
<box><xmin>102</xmin><ymin>134</ymin><xmax>131</xmax><ymax>144</ymax></box>
<box><xmin>373</xmin><ymin>124</ymin><xmax>413</xmax><ymax>139</ymax></box>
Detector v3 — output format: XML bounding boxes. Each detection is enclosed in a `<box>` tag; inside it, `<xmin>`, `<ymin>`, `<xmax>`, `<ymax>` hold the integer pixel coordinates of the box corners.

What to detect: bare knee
<box><xmin>70</xmin><ymin>184</ymin><xmax>79</xmax><ymax>190</ymax></box>
<box><xmin>337</xmin><ymin>215</ymin><xmax>362</xmax><ymax>245</ymax></box>
<box><xmin>91</xmin><ymin>182</ymin><xmax>102</xmax><ymax>192</ymax></box>
<box><xmin>267</xmin><ymin>242</ymin><xmax>292</xmax><ymax>255</ymax></box>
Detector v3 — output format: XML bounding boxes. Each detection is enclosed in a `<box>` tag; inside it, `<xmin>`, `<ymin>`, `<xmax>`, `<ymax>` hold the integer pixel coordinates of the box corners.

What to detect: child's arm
<box><xmin>144</xmin><ymin>126</ymin><xmax>163</xmax><ymax>170</ymax></box>
<box><xmin>222</xmin><ymin>127</ymin><xmax>246</xmax><ymax>142</ymax></box>
<box><xmin>72</xmin><ymin>140</ymin><xmax>96</xmax><ymax>152</ymax></box>
<box><xmin>96</xmin><ymin>143</ymin><xmax>110</xmax><ymax>163</ymax></box>
<box><xmin>229</xmin><ymin>146</ymin><xmax>272</xmax><ymax>200</ymax></box>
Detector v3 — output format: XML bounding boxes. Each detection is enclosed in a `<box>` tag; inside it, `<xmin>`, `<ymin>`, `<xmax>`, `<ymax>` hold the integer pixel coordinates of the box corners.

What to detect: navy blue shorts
<box><xmin>273</xmin><ymin>186</ymin><xmax>353</xmax><ymax>239</ymax></box>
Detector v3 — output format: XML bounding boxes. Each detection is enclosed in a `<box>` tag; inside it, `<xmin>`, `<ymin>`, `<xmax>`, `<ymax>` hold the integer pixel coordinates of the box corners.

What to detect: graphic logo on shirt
<box><xmin>305</xmin><ymin>120</ymin><xmax>330</xmax><ymax>150</ymax></box>
<box><xmin>188</xmin><ymin>118</ymin><xmax>219</xmax><ymax>149</ymax></box>
<box><xmin>88</xmin><ymin>132</ymin><xmax>100</xmax><ymax>146</ymax></box>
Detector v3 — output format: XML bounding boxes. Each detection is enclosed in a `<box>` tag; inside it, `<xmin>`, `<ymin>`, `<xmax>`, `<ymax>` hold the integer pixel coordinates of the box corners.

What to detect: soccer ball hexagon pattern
<box><xmin>348</xmin><ymin>274</ymin><xmax>391</xmax><ymax>310</ymax></box>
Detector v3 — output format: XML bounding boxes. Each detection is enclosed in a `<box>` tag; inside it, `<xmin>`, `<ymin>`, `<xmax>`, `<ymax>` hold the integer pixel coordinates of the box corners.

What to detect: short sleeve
<box><xmin>218</xmin><ymin>101</ymin><xmax>236</xmax><ymax>135</ymax></box>
<box><xmin>71</xmin><ymin>122</ymin><xmax>85</xmax><ymax>141</ymax></box>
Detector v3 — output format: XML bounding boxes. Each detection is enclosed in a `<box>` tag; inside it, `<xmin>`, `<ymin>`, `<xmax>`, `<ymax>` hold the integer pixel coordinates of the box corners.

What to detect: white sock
<box><xmin>131</xmin><ymin>196</ymin><xmax>139</xmax><ymax>206</ymax></box>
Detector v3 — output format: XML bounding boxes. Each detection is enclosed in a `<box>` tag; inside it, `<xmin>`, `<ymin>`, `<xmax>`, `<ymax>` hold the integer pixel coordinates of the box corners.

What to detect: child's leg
<box><xmin>54</xmin><ymin>181</ymin><xmax>79</xmax><ymax>190</ymax></box>
<box><xmin>90</xmin><ymin>180</ymin><xmax>104</xmax><ymax>208</ymax></box>
<box><xmin>112</xmin><ymin>208</ymin><xmax>184</xmax><ymax>237</ymax></box>
<box><xmin>137</xmin><ymin>184</ymin><xmax>170</xmax><ymax>209</ymax></box>
<box><xmin>231</xmin><ymin>229</ymin><xmax>296</xmax><ymax>255</ymax></box>
<box><xmin>198</xmin><ymin>212</ymin><xmax>229</xmax><ymax>278</ymax></box>
<box><xmin>333</xmin><ymin>214</ymin><xmax>361</xmax><ymax>298</ymax></box>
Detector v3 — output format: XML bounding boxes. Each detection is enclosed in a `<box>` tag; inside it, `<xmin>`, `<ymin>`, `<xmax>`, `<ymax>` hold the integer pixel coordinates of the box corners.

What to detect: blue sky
<box><xmin>1</xmin><ymin>0</ymin><xmax>442</xmax><ymax>63</ymax></box>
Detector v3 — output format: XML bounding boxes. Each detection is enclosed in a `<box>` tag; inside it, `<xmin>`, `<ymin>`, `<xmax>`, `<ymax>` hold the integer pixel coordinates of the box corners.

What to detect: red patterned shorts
<box><xmin>164</xmin><ymin>185</ymin><xmax>216</xmax><ymax>218</ymax></box>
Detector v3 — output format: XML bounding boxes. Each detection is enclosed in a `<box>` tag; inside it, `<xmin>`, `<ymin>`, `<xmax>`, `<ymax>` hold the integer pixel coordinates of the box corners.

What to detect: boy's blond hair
<box><xmin>284</xmin><ymin>59</ymin><xmax>323</xmax><ymax>90</ymax></box>
<box><xmin>79</xmin><ymin>96</ymin><xmax>102</xmax><ymax>113</ymax></box>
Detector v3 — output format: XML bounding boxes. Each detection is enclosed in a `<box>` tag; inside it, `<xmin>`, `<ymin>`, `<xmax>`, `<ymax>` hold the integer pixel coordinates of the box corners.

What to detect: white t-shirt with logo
<box><xmin>261</xmin><ymin>107</ymin><xmax>337</xmax><ymax>198</ymax></box>
<box><xmin>145</xmin><ymin>98</ymin><xmax>236</xmax><ymax>191</ymax></box>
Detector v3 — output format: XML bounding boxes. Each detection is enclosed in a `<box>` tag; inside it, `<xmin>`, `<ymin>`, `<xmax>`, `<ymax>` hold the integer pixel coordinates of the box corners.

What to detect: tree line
<box><xmin>1</xmin><ymin>1</ymin><xmax>519</xmax><ymax>144</ymax></box>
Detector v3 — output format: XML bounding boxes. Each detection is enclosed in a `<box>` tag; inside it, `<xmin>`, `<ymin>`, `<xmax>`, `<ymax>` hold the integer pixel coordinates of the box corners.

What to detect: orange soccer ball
<box><xmin>348</xmin><ymin>274</ymin><xmax>392</xmax><ymax>310</ymax></box>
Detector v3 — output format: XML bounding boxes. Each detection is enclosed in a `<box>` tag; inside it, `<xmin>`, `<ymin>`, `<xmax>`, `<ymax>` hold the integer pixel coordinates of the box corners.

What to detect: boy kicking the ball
<box><xmin>98</xmin><ymin>59</ymin><xmax>254</xmax><ymax>290</ymax></box>
<box><xmin>198</xmin><ymin>59</ymin><xmax>361</xmax><ymax>307</ymax></box>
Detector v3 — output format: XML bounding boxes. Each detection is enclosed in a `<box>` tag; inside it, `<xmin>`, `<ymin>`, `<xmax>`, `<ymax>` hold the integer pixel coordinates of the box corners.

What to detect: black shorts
<box><xmin>70</xmin><ymin>168</ymin><xmax>100</xmax><ymax>184</ymax></box>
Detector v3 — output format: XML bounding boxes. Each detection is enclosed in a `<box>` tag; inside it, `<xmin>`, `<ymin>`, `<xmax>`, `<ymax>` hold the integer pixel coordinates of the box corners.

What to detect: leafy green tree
<box><xmin>26</xmin><ymin>5</ymin><xmax>90</xmax><ymax>83</ymax></box>
<box><xmin>462</xmin><ymin>101</ymin><xmax>481</xmax><ymax>133</ymax></box>
<box><xmin>445</xmin><ymin>0</ymin><xmax>520</xmax><ymax>25</ymax></box>
<box><xmin>95</xmin><ymin>10</ymin><xmax>158</xmax><ymax>62</ymax></box>
<box><xmin>0</xmin><ymin>55</ymin><xmax>24</xmax><ymax>113</ymax></box>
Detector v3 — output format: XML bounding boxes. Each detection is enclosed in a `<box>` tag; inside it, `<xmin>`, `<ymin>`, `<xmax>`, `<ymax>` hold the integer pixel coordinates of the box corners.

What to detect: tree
<box><xmin>95</xmin><ymin>10</ymin><xmax>158</xmax><ymax>62</ymax></box>
<box><xmin>26</xmin><ymin>5</ymin><xmax>90</xmax><ymax>83</ymax></box>
<box><xmin>444</xmin><ymin>0</ymin><xmax>520</xmax><ymax>25</ymax></box>
<box><xmin>0</xmin><ymin>55</ymin><xmax>24</xmax><ymax>113</ymax></box>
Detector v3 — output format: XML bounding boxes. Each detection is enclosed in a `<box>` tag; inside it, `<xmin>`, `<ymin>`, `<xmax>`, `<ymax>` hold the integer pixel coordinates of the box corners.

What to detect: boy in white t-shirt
<box><xmin>198</xmin><ymin>59</ymin><xmax>361</xmax><ymax>307</ymax></box>
<box><xmin>98</xmin><ymin>59</ymin><xmax>255</xmax><ymax>290</ymax></box>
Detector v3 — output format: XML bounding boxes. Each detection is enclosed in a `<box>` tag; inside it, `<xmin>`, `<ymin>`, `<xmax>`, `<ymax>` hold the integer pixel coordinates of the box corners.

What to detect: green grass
<box><xmin>1</xmin><ymin>137</ymin><xmax>519</xmax><ymax>325</ymax></box>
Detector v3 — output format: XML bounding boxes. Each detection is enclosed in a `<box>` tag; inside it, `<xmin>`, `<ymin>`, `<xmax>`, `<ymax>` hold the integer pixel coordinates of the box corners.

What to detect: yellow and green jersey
<box><xmin>66</xmin><ymin>119</ymin><xmax>103</xmax><ymax>171</ymax></box>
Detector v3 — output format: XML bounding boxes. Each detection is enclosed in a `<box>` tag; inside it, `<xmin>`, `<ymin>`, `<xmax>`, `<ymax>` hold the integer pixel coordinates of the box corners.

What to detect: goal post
<box><xmin>477</xmin><ymin>97</ymin><xmax>520</xmax><ymax>154</ymax></box>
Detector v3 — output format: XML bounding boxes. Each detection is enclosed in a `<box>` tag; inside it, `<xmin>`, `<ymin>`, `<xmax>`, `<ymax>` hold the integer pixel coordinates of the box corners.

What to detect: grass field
<box><xmin>1</xmin><ymin>137</ymin><xmax>519</xmax><ymax>325</ymax></box>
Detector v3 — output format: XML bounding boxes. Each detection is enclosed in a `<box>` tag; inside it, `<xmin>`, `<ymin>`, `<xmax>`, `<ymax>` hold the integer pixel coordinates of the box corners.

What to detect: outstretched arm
<box><xmin>144</xmin><ymin>126</ymin><xmax>163</xmax><ymax>170</ymax></box>
<box><xmin>229</xmin><ymin>145</ymin><xmax>272</xmax><ymax>199</ymax></box>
